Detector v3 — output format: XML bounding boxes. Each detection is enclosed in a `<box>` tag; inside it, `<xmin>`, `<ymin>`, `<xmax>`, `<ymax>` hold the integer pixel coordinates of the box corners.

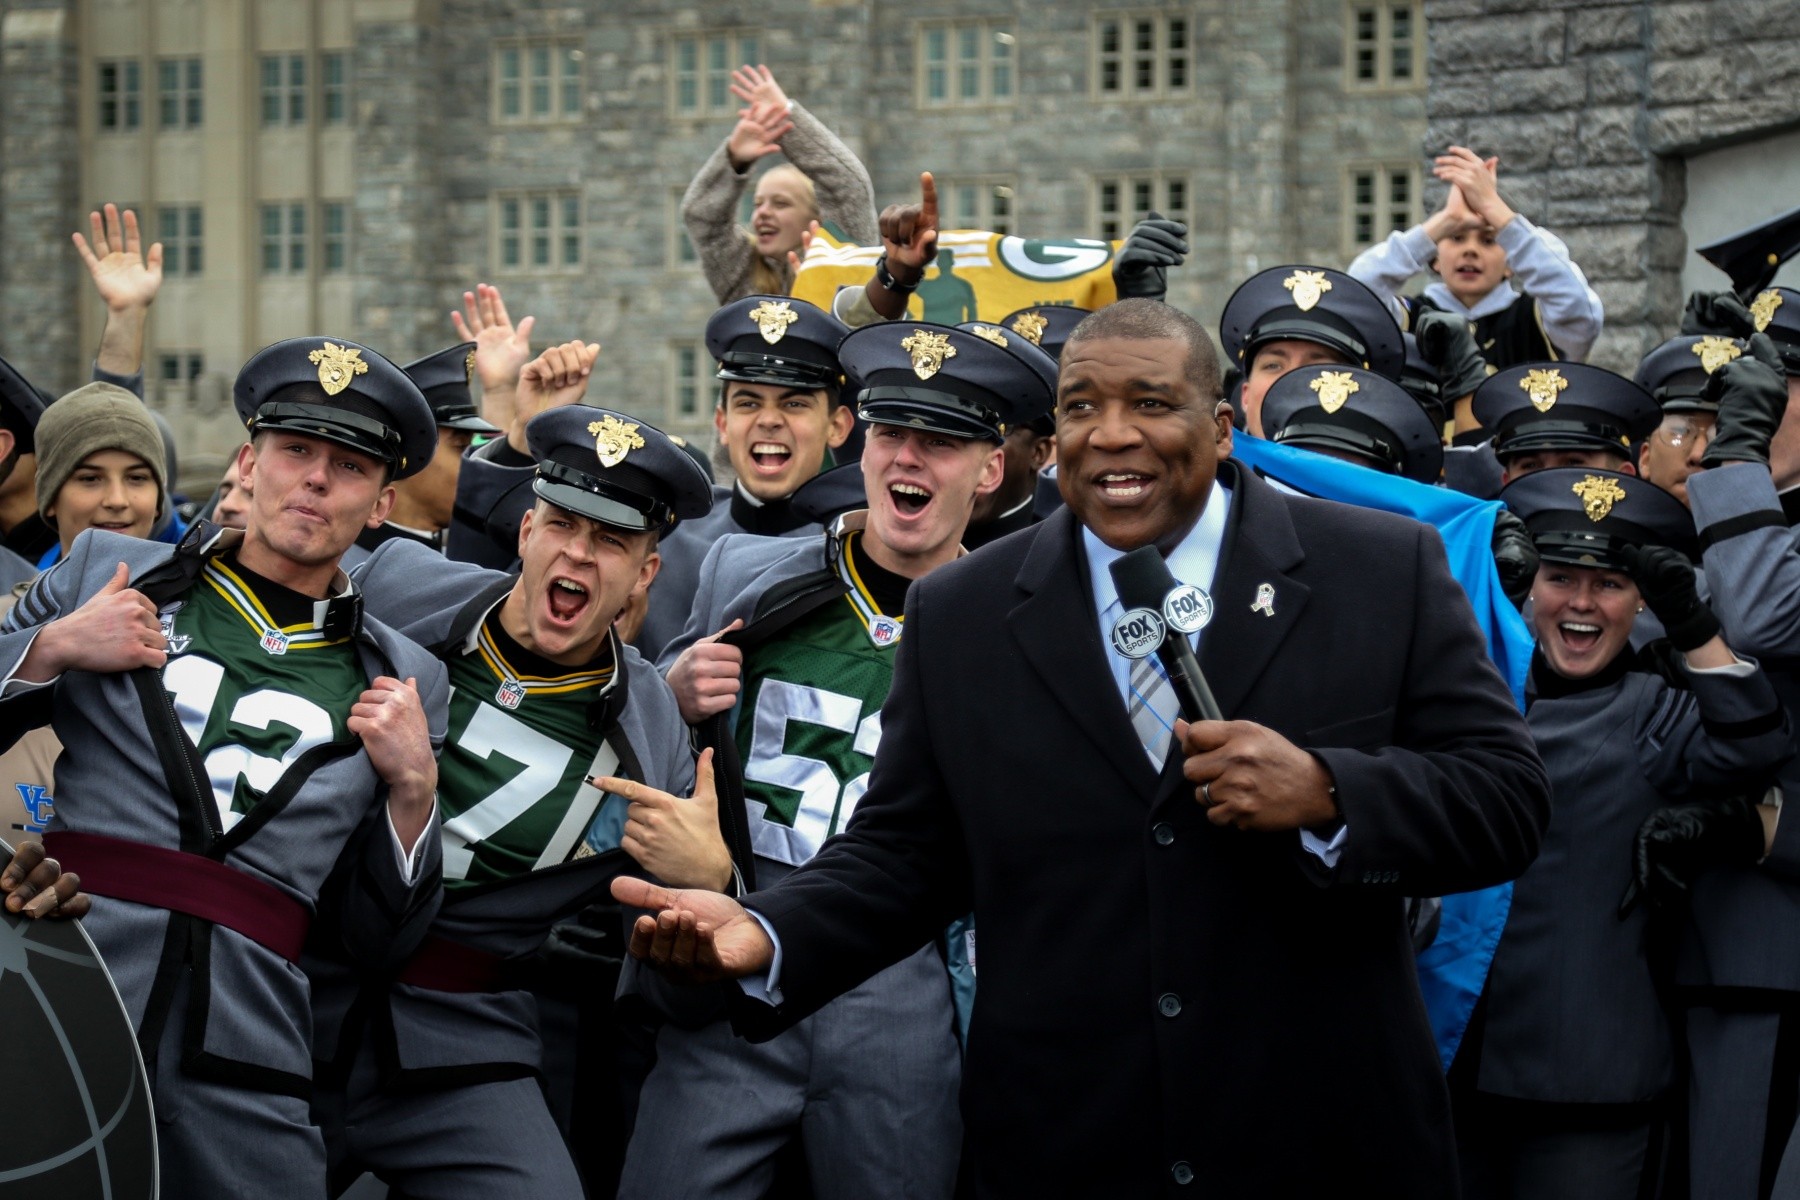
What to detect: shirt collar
<box><xmin>1083</xmin><ymin>480</ymin><xmax>1231</xmax><ymax>617</ymax></box>
<box><xmin>1421</xmin><ymin>278</ymin><xmax>1521</xmax><ymax>321</ymax></box>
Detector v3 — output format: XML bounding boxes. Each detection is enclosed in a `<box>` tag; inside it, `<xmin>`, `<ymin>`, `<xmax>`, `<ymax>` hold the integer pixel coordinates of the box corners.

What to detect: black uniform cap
<box><xmin>1260</xmin><ymin>364</ymin><xmax>1445</xmax><ymax>484</ymax></box>
<box><xmin>1634</xmin><ymin>335</ymin><xmax>1749</xmax><ymax>414</ymax></box>
<box><xmin>998</xmin><ymin>305</ymin><xmax>1092</xmax><ymax>364</ymax></box>
<box><xmin>401</xmin><ymin>342</ymin><xmax>502</xmax><ymax>434</ymax></box>
<box><xmin>1696</xmin><ymin>204</ymin><xmax>1800</xmax><ymax>296</ymax></box>
<box><xmin>0</xmin><ymin>353</ymin><xmax>49</xmax><ymax>454</ymax></box>
<box><xmin>706</xmin><ymin>295</ymin><xmax>846</xmax><ymax>391</ymax></box>
<box><xmin>1501</xmin><ymin>466</ymin><xmax>1696</xmax><ymax>571</ymax></box>
<box><xmin>1219</xmin><ymin>265</ymin><xmax>1406</xmax><ymax>381</ymax></box>
<box><xmin>234</xmin><ymin>336</ymin><xmax>439</xmax><ymax>479</ymax></box>
<box><xmin>525</xmin><ymin>405</ymin><xmax>713</xmax><ymax>535</ymax></box>
<box><xmin>1472</xmin><ymin>362</ymin><xmax>1661</xmax><ymax>459</ymax></box>
<box><xmin>840</xmin><ymin>321</ymin><xmax>1056</xmax><ymax>443</ymax></box>
<box><xmin>957</xmin><ymin>321</ymin><xmax>1060</xmax><ymax>437</ymax></box>
<box><xmin>1746</xmin><ymin>287</ymin><xmax>1800</xmax><ymax>371</ymax></box>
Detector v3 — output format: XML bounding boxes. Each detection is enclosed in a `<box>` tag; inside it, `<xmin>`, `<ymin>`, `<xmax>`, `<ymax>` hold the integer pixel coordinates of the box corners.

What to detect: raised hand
<box><xmin>610</xmin><ymin>875</ymin><xmax>775</xmax><ymax>984</ymax></box>
<box><xmin>18</xmin><ymin>562</ymin><xmax>168</xmax><ymax>683</ymax></box>
<box><xmin>1618</xmin><ymin>543</ymin><xmax>1721</xmax><ymax>653</ymax></box>
<box><xmin>728</xmin><ymin>64</ymin><xmax>790</xmax><ymax>113</ymax></box>
<box><xmin>73</xmin><ymin>204</ymin><xmax>164</xmax><ymax>314</ymax></box>
<box><xmin>1700</xmin><ymin>332</ymin><xmax>1789</xmax><ymax>470</ymax></box>
<box><xmin>1433</xmin><ymin>147</ymin><xmax>1513</xmax><ymax>231</ymax></box>
<box><xmin>2</xmin><ymin>842</ymin><xmax>91</xmax><ymax>920</ymax></box>
<box><xmin>787</xmin><ymin>219</ymin><xmax>822</xmax><ymax>277</ymax></box>
<box><xmin>1423</xmin><ymin>184</ymin><xmax>1484</xmax><ymax>243</ymax></box>
<box><xmin>1112</xmin><ymin>210</ymin><xmax>1188</xmax><ymax>301</ymax></box>
<box><xmin>726</xmin><ymin>100</ymin><xmax>795</xmax><ymax>173</ymax></box>
<box><xmin>603</xmin><ymin>749</ymin><xmax>733</xmax><ymax>892</ymax></box>
<box><xmin>667</xmin><ymin>618</ymin><xmax>745</xmax><ymax>723</ymax></box>
<box><xmin>881</xmin><ymin>171</ymin><xmax>940</xmax><ymax>282</ymax></box>
<box><xmin>451</xmin><ymin>283</ymin><xmax>537</xmax><ymax>391</ymax></box>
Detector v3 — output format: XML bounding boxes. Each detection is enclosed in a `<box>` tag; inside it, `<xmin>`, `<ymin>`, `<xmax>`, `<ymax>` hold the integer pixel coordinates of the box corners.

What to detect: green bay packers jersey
<box><xmin>736</xmin><ymin>530</ymin><xmax>901</xmax><ymax>867</ymax></box>
<box><xmin>436</xmin><ymin>612</ymin><xmax>623</xmax><ymax>890</ymax></box>
<box><xmin>161</xmin><ymin>559</ymin><xmax>366</xmax><ymax>831</ymax></box>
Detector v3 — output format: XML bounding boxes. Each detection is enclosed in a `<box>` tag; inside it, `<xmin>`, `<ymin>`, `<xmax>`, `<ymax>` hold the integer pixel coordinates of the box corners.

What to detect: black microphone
<box><xmin>1109</xmin><ymin>545</ymin><xmax>1224</xmax><ymax>723</ymax></box>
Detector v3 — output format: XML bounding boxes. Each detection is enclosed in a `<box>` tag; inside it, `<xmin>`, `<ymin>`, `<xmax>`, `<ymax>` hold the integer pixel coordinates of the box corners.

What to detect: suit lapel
<box><xmin>1010</xmin><ymin>508</ymin><xmax>1163</xmax><ymax>795</ymax></box>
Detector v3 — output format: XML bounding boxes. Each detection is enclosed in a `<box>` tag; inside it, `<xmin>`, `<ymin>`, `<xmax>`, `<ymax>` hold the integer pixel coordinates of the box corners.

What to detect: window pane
<box><xmin>960</xmin><ymin>63</ymin><xmax>979</xmax><ymax>99</ymax></box>
<box><xmin>1168</xmin><ymin>56</ymin><xmax>1187</xmax><ymax>90</ymax></box>
<box><xmin>290</xmin><ymin>204</ymin><xmax>306</xmax><ymax>236</ymax></box>
<box><xmin>160</xmin><ymin>207</ymin><xmax>180</xmax><ymax>241</ymax></box>
<box><xmin>1165</xmin><ymin>179</ymin><xmax>1187</xmax><ymax>216</ymax></box>
<box><xmin>1133</xmin><ymin>179</ymin><xmax>1154</xmax><ymax>214</ymax></box>
<box><xmin>502</xmin><ymin>234</ymin><xmax>519</xmax><ymax>268</ymax></box>
<box><xmin>677</xmin><ymin>77</ymin><xmax>696</xmax><ymax>110</ymax></box>
<box><xmin>1389</xmin><ymin>171</ymin><xmax>1410</xmax><ymax>204</ymax></box>
<box><xmin>289</xmin><ymin>55</ymin><xmax>305</xmax><ymax>87</ymax></box>
<box><xmin>1168</xmin><ymin>19</ymin><xmax>1188</xmax><ymax>50</ymax></box>
<box><xmin>1354</xmin><ymin>171</ymin><xmax>1374</xmax><ymax>205</ymax></box>
<box><xmin>501</xmin><ymin>198</ymin><xmax>519</xmax><ymax>231</ymax></box>
<box><xmin>561</xmin><ymin>48</ymin><xmax>581</xmax><ymax>113</ymax></box>
<box><xmin>676</xmin><ymin>40</ymin><xmax>695</xmax><ymax>72</ymax></box>
<box><xmin>739</xmin><ymin>38</ymin><xmax>758</xmax><ymax>66</ymax></box>
<box><xmin>1100</xmin><ymin>20</ymin><xmax>1119</xmax><ymax>55</ymax></box>
<box><xmin>187</xmin><ymin>240</ymin><xmax>202</xmax><ymax>276</ymax></box>
<box><xmin>532</xmin><ymin>197</ymin><xmax>550</xmax><ymax>230</ymax></box>
<box><xmin>1134</xmin><ymin>20</ymin><xmax>1154</xmax><ymax>52</ymax></box>
<box><xmin>1101</xmin><ymin>60</ymin><xmax>1119</xmax><ymax>91</ymax></box>
<box><xmin>262</xmin><ymin>57</ymin><xmax>280</xmax><ymax>87</ymax></box>
<box><xmin>926</xmin><ymin>28</ymin><xmax>946</xmax><ymax>63</ymax></box>
<box><xmin>707</xmin><ymin>37</ymin><xmax>727</xmax><ymax>71</ymax></box>
<box><xmin>1356</xmin><ymin>213</ymin><xmax>1373</xmax><ymax>246</ymax></box>
<box><xmin>1099</xmin><ymin>181</ymin><xmax>1119</xmax><ymax>214</ymax></box>
<box><xmin>927</xmin><ymin>66</ymin><xmax>946</xmax><ymax>101</ymax></box>
<box><xmin>1391</xmin><ymin>45</ymin><xmax>1412</xmax><ymax>80</ymax></box>
<box><xmin>959</xmin><ymin>26</ymin><xmax>979</xmax><ymax>62</ymax></box>
<box><xmin>187</xmin><ymin>207</ymin><xmax>202</xmax><ymax>238</ymax></box>
<box><xmin>262</xmin><ymin>205</ymin><xmax>281</xmax><ymax>236</ymax></box>
<box><xmin>562</xmin><ymin>194</ymin><xmax>579</xmax><ymax>228</ymax></box>
<box><xmin>325</xmin><ymin>54</ymin><xmax>343</xmax><ymax>86</ymax></box>
<box><xmin>1356</xmin><ymin>48</ymin><xmax>1376</xmax><ymax>80</ymax></box>
<box><xmin>992</xmin><ymin>62</ymin><xmax>1011</xmax><ymax>99</ymax></box>
<box><xmin>187</xmin><ymin>92</ymin><xmax>202</xmax><ymax>127</ymax></box>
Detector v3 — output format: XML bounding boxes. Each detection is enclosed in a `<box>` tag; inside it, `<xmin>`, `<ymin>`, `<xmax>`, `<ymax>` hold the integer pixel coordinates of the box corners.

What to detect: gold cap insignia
<box><xmin>1572</xmin><ymin>474</ymin><xmax>1627</xmax><ymax>523</ymax></box>
<box><xmin>1309</xmin><ymin>370</ymin><xmax>1359</xmax><ymax>414</ymax></box>
<box><xmin>900</xmin><ymin>329</ymin><xmax>957</xmax><ymax>380</ymax></box>
<box><xmin>588</xmin><ymin>415</ymin><xmax>646</xmax><ymax>469</ymax></box>
<box><xmin>970</xmin><ymin>325</ymin><xmax>1009</xmax><ymax>348</ymax></box>
<box><xmin>1751</xmin><ymin>289</ymin><xmax>1784</xmax><ymax>332</ymax></box>
<box><xmin>1008</xmin><ymin>312</ymin><xmax>1049</xmax><ymax>345</ymax></box>
<box><xmin>1520</xmin><ymin>367</ymin><xmax>1568</xmax><ymax>413</ymax></box>
<box><xmin>1283</xmin><ymin>270</ymin><xmax>1332</xmax><ymax>313</ymax></box>
<box><xmin>1692</xmin><ymin>336</ymin><xmax>1742</xmax><ymax>374</ymax></box>
<box><xmin>748</xmin><ymin>299</ymin><xmax>800</xmax><ymax>345</ymax></box>
<box><xmin>464</xmin><ymin>349</ymin><xmax>477</xmax><ymax>382</ymax></box>
<box><xmin>308</xmin><ymin>342</ymin><xmax>369</xmax><ymax>397</ymax></box>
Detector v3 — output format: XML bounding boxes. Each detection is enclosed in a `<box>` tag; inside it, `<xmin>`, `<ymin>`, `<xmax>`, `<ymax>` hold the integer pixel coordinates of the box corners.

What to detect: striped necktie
<box><xmin>1126</xmin><ymin>649</ymin><xmax>1180</xmax><ymax>766</ymax></box>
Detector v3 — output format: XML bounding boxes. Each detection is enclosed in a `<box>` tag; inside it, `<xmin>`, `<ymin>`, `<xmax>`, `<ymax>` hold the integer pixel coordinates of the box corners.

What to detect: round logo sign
<box><xmin>1162</xmin><ymin>584</ymin><xmax>1214</xmax><ymax>634</ymax></box>
<box><xmin>996</xmin><ymin>236</ymin><xmax>1115</xmax><ymax>281</ymax></box>
<box><xmin>1109</xmin><ymin>607</ymin><xmax>1167</xmax><ymax>660</ymax></box>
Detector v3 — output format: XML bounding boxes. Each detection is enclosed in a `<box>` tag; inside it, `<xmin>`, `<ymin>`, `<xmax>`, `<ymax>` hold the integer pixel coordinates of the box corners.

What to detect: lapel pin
<box><xmin>1251</xmin><ymin>583</ymin><xmax>1277</xmax><ymax>617</ymax></box>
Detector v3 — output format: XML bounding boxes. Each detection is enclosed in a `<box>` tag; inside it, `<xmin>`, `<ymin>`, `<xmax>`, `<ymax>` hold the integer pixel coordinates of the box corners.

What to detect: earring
<box><xmin>1637</xmin><ymin>605</ymin><xmax>1645</xmax><ymax>613</ymax></box>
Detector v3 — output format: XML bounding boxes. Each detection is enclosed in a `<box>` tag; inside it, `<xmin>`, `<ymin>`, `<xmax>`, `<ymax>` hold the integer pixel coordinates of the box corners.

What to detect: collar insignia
<box><xmin>464</xmin><ymin>349</ymin><xmax>477</xmax><ymax>381</ymax></box>
<box><xmin>1008</xmin><ymin>312</ymin><xmax>1049</xmax><ymax>345</ymax></box>
<box><xmin>1283</xmin><ymin>270</ymin><xmax>1332</xmax><ymax>312</ymax></box>
<box><xmin>1752</xmin><ymin>289</ymin><xmax>1784</xmax><ymax>332</ymax></box>
<box><xmin>1309</xmin><ymin>370</ymin><xmax>1359</xmax><ymax>414</ymax></box>
<box><xmin>1693</xmin><ymin>336</ymin><xmax>1742</xmax><ymax>374</ymax></box>
<box><xmin>970</xmin><ymin>325</ymin><xmax>1009</xmax><ymax>348</ymax></box>
<box><xmin>309</xmin><ymin>342</ymin><xmax>369</xmax><ymax>397</ymax></box>
<box><xmin>1520</xmin><ymin>367</ymin><xmax>1568</xmax><ymax>413</ymax></box>
<box><xmin>748</xmin><ymin>299</ymin><xmax>800</xmax><ymax>345</ymax></box>
<box><xmin>589</xmin><ymin>415</ymin><xmax>646</xmax><ymax>469</ymax></box>
<box><xmin>901</xmin><ymin>329</ymin><xmax>957</xmax><ymax>380</ymax></box>
<box><xmin>1572</xmin><ymin>474</ymin><xmax>1627</xmax><ymax>523</ymax></box>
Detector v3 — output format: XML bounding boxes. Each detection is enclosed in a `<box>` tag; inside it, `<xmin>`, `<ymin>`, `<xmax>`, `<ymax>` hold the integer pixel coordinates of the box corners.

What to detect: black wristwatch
<box><xmin>875</xmin><ymin>254</ymin><xmax>921</xmax><ymax>295</ymax></box>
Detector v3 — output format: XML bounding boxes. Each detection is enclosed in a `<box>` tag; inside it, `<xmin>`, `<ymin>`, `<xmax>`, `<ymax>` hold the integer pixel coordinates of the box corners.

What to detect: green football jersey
<box><xmin>437</xmin><ymin>613</ymin><xmax>622</xmax><ymax>890</ymax></box>
<box><xmin>160</xmin><ymin>560</ymin><xmax>366</xmax><ymax>832</ymax></box>
<box><xmin>736</xmin><ymin>530</ymin><xmax>900</xmax><ymax>867</ymax></box>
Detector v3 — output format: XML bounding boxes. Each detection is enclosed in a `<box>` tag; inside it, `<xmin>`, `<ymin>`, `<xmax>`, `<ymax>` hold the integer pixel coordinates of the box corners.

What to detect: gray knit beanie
<box><xmin>35</xmin><ymin>383</ymin><xmax>168</xmax><ymax>524</ymax></box>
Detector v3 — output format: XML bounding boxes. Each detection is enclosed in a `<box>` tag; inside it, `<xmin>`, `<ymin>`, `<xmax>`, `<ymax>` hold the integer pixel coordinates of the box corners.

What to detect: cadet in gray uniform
<box><xmin>1451</xmin><ymin>466</ymin><xmax>1792</xmax><ymax>1200</ymax></box>
<box><xmin>618</xmin><ymin>321</ymin><xmax>1052</xmax><ymax>1199</ymax></box>
<box><xmin>0</xmin><ymin>336</ymin><xmax>449</xmax><ymax>1198</ymax></box>
<box><xmin>0</xmin><ymin>354</ymin><xmax>49</xmax><ymax>590</ymax></box>
<box><xmin>312</xmin><ymin>405</ymin><xmax>717</xmax><ymax>1199</ymax></box>
<box><xmin>1634</xmin><ymin>332</ymin><xmax>1744</xmax><ymax>510</ymax></box>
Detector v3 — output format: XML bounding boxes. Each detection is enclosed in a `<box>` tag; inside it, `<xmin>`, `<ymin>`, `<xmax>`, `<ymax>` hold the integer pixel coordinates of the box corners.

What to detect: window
<box><xmin>322</xmin><ymin>202</ymin><xmax>348</xmax><ymax>273</ymax></box>
<box><xmin>1092</xmin><ymin>174</ymin><xmax>1191</xmax><ymax>243</ymax></box>
<box><xmin>493</xmin><ymin>40</ymin><xmax>582</xmax><ymax>123</ymax></box>
<box><xmin>260</xmin><ymin>203</ymin><xmax>308</xmax><ymax>274</ymax></box>
<box><xmin>494</xmin><ymin>191</ymin><xmax>582</xmax><ymax>272</ymax></box>
<box><xmin>919</xmin><ymin>21</ymin><xmax>1014</xmax><ymax>107</ymax></box>
<box><xmin>670</xmin><ymin>342</ymin><xmax>704</xmax><ymax>420</ymax></box>
<box><xmin>1344</xmin><ymin>164</ymin><xmax>1421</xmax><ymax>255</ymax></box>
<box><xmin>158</xmin><ymin>57</ymin><xmax>202</xmax><ymax>129</ymax></box>
<box><xmin>261</xmin><ymin>54</ymin><xmax>306</xmax><ymax>125</ymax></box>
<box><xmin>322</xmin><ymin>52</ymin><xmax>347</xmax><ymax>124</ymax></box>
<box><xmin>1347</xmin><ymin>2</ymin><xmax>1423</xmax><ymax>89</ymax></box>
<box><xmin>98</xmin><ymin>60</ymin><xmax>141</xmax><ymax>131</ymax></box>
<box><xmin>158</xmin><ymin>352</ymin><xmax>204</xmax><ymax>382</ymax></box>
<box><xmin>669</xmin><ymin>31</ymin><xmax>758</xmax><ymax>117</ymax></box>
<box><xmin>939</xmin><ymin>179</ymin><xmax>1015</xmax><ymax>236</ymax></box>
<box><xmin>157</xmin><ymin>206</ymin><xmax>204</xmax><ymax>276</ymax></box>
<box><xmin>1094</xmin><ymin>12</ymin><xmax>1191</xmax><ymax>98</ymax></box>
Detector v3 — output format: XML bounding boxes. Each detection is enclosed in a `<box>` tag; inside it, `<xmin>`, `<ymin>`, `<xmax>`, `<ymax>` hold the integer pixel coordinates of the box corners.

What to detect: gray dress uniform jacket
<box><xmin>0</xmin><ymin>524</ymin><xmax>448</xmax><ymax>1098</ymax></box>
<box><xmin>1682</xmin><ymin>462</ymin><xmax>1800</xmax><ymax>992</ymax></box>
<box><xmin>0</xmin><ymin>543</ymin><xmax>34</xmax><ymax>593</ymax></box>
<box><xmin>317</xmin><ymin>538</ymin><xmax>695</xmax><ymax>1084</ymax></box>
<box><xmin>1476</xmin><ymin>655</ymin><xmax>1792</xmax><ymax>1104</ymax></box>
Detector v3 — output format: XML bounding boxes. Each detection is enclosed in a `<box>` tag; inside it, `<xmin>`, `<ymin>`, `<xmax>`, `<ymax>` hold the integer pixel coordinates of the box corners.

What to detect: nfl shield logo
<box><xmin>260</xmin><ymin>629</ymin><xmax>289</xmax><ymax>656</ymax></box>
<box><xmin>496</xmin><ymin>679</ymin><xmax>526</xmax><ymax>710</ymax></box>
<box><xmin>868</xmin><ymin>616</ymin><xmax>901</xmax><ymax>648</ymax></box>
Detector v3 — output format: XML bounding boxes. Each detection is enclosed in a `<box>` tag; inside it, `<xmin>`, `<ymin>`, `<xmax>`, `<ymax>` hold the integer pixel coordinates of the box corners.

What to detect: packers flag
<box><xmin>790</xmin><ymin>227</ymin><xmax>1122</xmax><ymax>323</ymax></box>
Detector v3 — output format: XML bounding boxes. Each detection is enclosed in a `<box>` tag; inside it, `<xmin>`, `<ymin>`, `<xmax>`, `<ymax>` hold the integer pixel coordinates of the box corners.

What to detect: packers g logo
<box><xmin>996</xmin><ymin>237</ymin><xmax>1114</xmax><ymax>282</ymax></box>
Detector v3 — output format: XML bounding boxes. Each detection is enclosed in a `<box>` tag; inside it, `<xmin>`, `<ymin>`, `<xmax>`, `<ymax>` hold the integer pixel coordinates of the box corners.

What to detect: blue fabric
<box><xmin>1230</xmin><ymin>434</ymin><xmax>1529</xmax><ymax>1071</ymax></box>
<box><xmin>37</xmin><ymin>513</ymin><xmax>189</xmax><ymax>571</ymax></box>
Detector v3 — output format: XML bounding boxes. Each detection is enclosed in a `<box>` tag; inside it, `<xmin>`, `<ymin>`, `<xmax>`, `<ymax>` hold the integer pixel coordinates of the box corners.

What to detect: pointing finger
<box><xmin>919</xmin><ymin>171</ymin><xmax>938</xmax><ymax>226</ymax></box>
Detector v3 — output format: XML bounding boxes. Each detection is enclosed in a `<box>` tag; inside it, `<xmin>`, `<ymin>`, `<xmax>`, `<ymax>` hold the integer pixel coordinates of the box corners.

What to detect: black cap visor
<box><xmin>715</xmin><ymin>351</ymin><xmax>837</xmax><ymax>391</ymax></box>
<box><xmin>1526</xmin><ymin>509</ymin><xmax>1694</xmax><ymax>570</ymax></box>
<box><xmin>433</xmin><ymin>402</ymin><xmax>503</xmax><ymax>433</ymax></box>
<box><xmin>857</xmin><ymin>385</ymin><xmax>1004</xmax><ymax>443</ymax></box>
<box><xmin>252</xmin><ymin>401</ymin><xmax>404</xmax><ymax>467</ymax></box>
<box><xmin>1272</xmin><ymin>419</ymin><xmax>1403</xmax><ymax>475</ymax></box>
<box><xmin>1244</xmin><ymin>311</ymin><xmax>1368</xmax><ymax>365</ymax></box>
<box><xmin>533</xmin><ymin>458</ymin><xmax>673</xmax><ymax>533</ymax></box>
<box><xmin>1495</xmin><ymin>414</ymin><xmax>1634</xmax><ymax>458</ymax></box>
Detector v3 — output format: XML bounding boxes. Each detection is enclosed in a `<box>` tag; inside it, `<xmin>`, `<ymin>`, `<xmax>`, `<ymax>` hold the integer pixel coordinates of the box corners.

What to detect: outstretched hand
<box><xmin>728</xmin><ymin>64</ymin><xmax>790</xmax><ymax>113</ymax></box>
<box><xmin>610</xmin><ymin>876</ymin><xmax>775</xmax><ymax>984</ymax></box>
<box><xmin>510</xmin><ymin>340</ymin><xmax>601</xmax><ymax>451</ymax></box>
<box><xmin>73</xmin><ymin>204</ymin><xmax>164</xmax><ymax>314</ymax></box>
<box><xmin>727</xmin><ymin>100</ymin><xmax>795</xmax><ymax>173</ymax></box>
<box><xmin>1433</xmin><ymin>147</ymin><xmax>1512</xmax><ymax>231</ymax></box>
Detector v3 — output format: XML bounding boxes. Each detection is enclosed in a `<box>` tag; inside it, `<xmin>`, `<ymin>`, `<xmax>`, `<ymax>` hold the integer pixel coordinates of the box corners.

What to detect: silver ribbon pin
<box><xmin>1251</xmin><ymin>582</ymin><xmax>1277</xmax><ymax>617</ymax></box>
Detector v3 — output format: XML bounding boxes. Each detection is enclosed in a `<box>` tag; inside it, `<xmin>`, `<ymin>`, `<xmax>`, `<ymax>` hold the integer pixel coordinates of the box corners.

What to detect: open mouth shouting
<box><xmin>1556</xmin><ymin>620</ymin><xmax>1603</xmax><ymax>654</ymax></box>
<box><xmin>889</xmin><ymin>480</ymin><xmax>934</xmax><ymax>518</ymax></box>
<box><xmin>749</xmin><ymin>441</ymin><xmax>793</xmax><ymax>475</ymax></box>
<box><xmin>545</xmin><ymin>576</ymin><xmax>592</xmax><ymax>627</ymax></box>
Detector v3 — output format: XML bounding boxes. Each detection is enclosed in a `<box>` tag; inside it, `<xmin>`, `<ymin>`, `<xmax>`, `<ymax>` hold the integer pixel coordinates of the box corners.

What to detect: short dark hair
<box><xmin>1064</xmin><ymin>299</ymin><xmax>1222</xmax><ymax>399</ymax></box>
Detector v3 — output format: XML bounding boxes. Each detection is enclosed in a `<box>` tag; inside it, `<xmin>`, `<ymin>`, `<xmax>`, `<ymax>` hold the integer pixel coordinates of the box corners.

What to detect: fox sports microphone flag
<box><xmin>1230</xmin><ymin>432</ymin><xmax>1532</xmax><ymax>1072</ymax></box>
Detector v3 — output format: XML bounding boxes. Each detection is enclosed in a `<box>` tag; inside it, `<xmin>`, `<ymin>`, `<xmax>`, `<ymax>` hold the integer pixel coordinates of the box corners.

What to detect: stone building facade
<box><xmin>0</xmin><ymin>0</ymin><xmax>1429</xmax><ymax>492</ymax></box>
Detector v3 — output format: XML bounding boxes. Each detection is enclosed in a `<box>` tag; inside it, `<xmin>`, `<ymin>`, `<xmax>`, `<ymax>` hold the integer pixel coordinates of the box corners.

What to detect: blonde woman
<box><xmin>682</xmin><ymin>65</ymin><xmax>878</xmax><ymax>302</ymax></box>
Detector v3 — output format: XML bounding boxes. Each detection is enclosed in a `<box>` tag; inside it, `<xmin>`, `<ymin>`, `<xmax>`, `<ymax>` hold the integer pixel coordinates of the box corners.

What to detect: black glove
<box><xmin>1618</xmin><ymin>542</ymin><xmax>1720</xmax><ymax>652</ymax></box>
<box><xmin>1700</xmin><ymin>332</ymin><xmax>1789</xmax><ymax>469</ymax></box>
<box><xmin>1413</xmin><ymin>309</ymin><xmax>1490</xmax><ymax>401</ymax></box>
<box><xmin>1111</xmin><ymin>211</ymin><xmax>1188</xmax><ymax>301</ymax></box>
<box><xmin>1490</xmin><ymin>508</ymin><xmax>1539</xmax><ymax>609</ymax></box>
<box><xmin>1680</xmin><ymin>290</ymin><xmax>1757</xmax><ymax>338</ymax></box>
<box><xmin>1620</xmin><ymin>792</ymin><xmax>1768</xmax><ymax>916</ymax></box>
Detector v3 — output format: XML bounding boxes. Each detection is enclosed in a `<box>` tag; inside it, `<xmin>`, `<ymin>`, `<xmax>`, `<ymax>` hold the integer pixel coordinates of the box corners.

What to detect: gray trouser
<box><xmin>1689</xmin><ymin>1006</ymin><xmax>1796</xmax><ymax>1200</ymax></box>
<box><xmin>618</xmin><ymin>944</ymin><xmax>962</xmax><ymax>1200</ymax></box>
